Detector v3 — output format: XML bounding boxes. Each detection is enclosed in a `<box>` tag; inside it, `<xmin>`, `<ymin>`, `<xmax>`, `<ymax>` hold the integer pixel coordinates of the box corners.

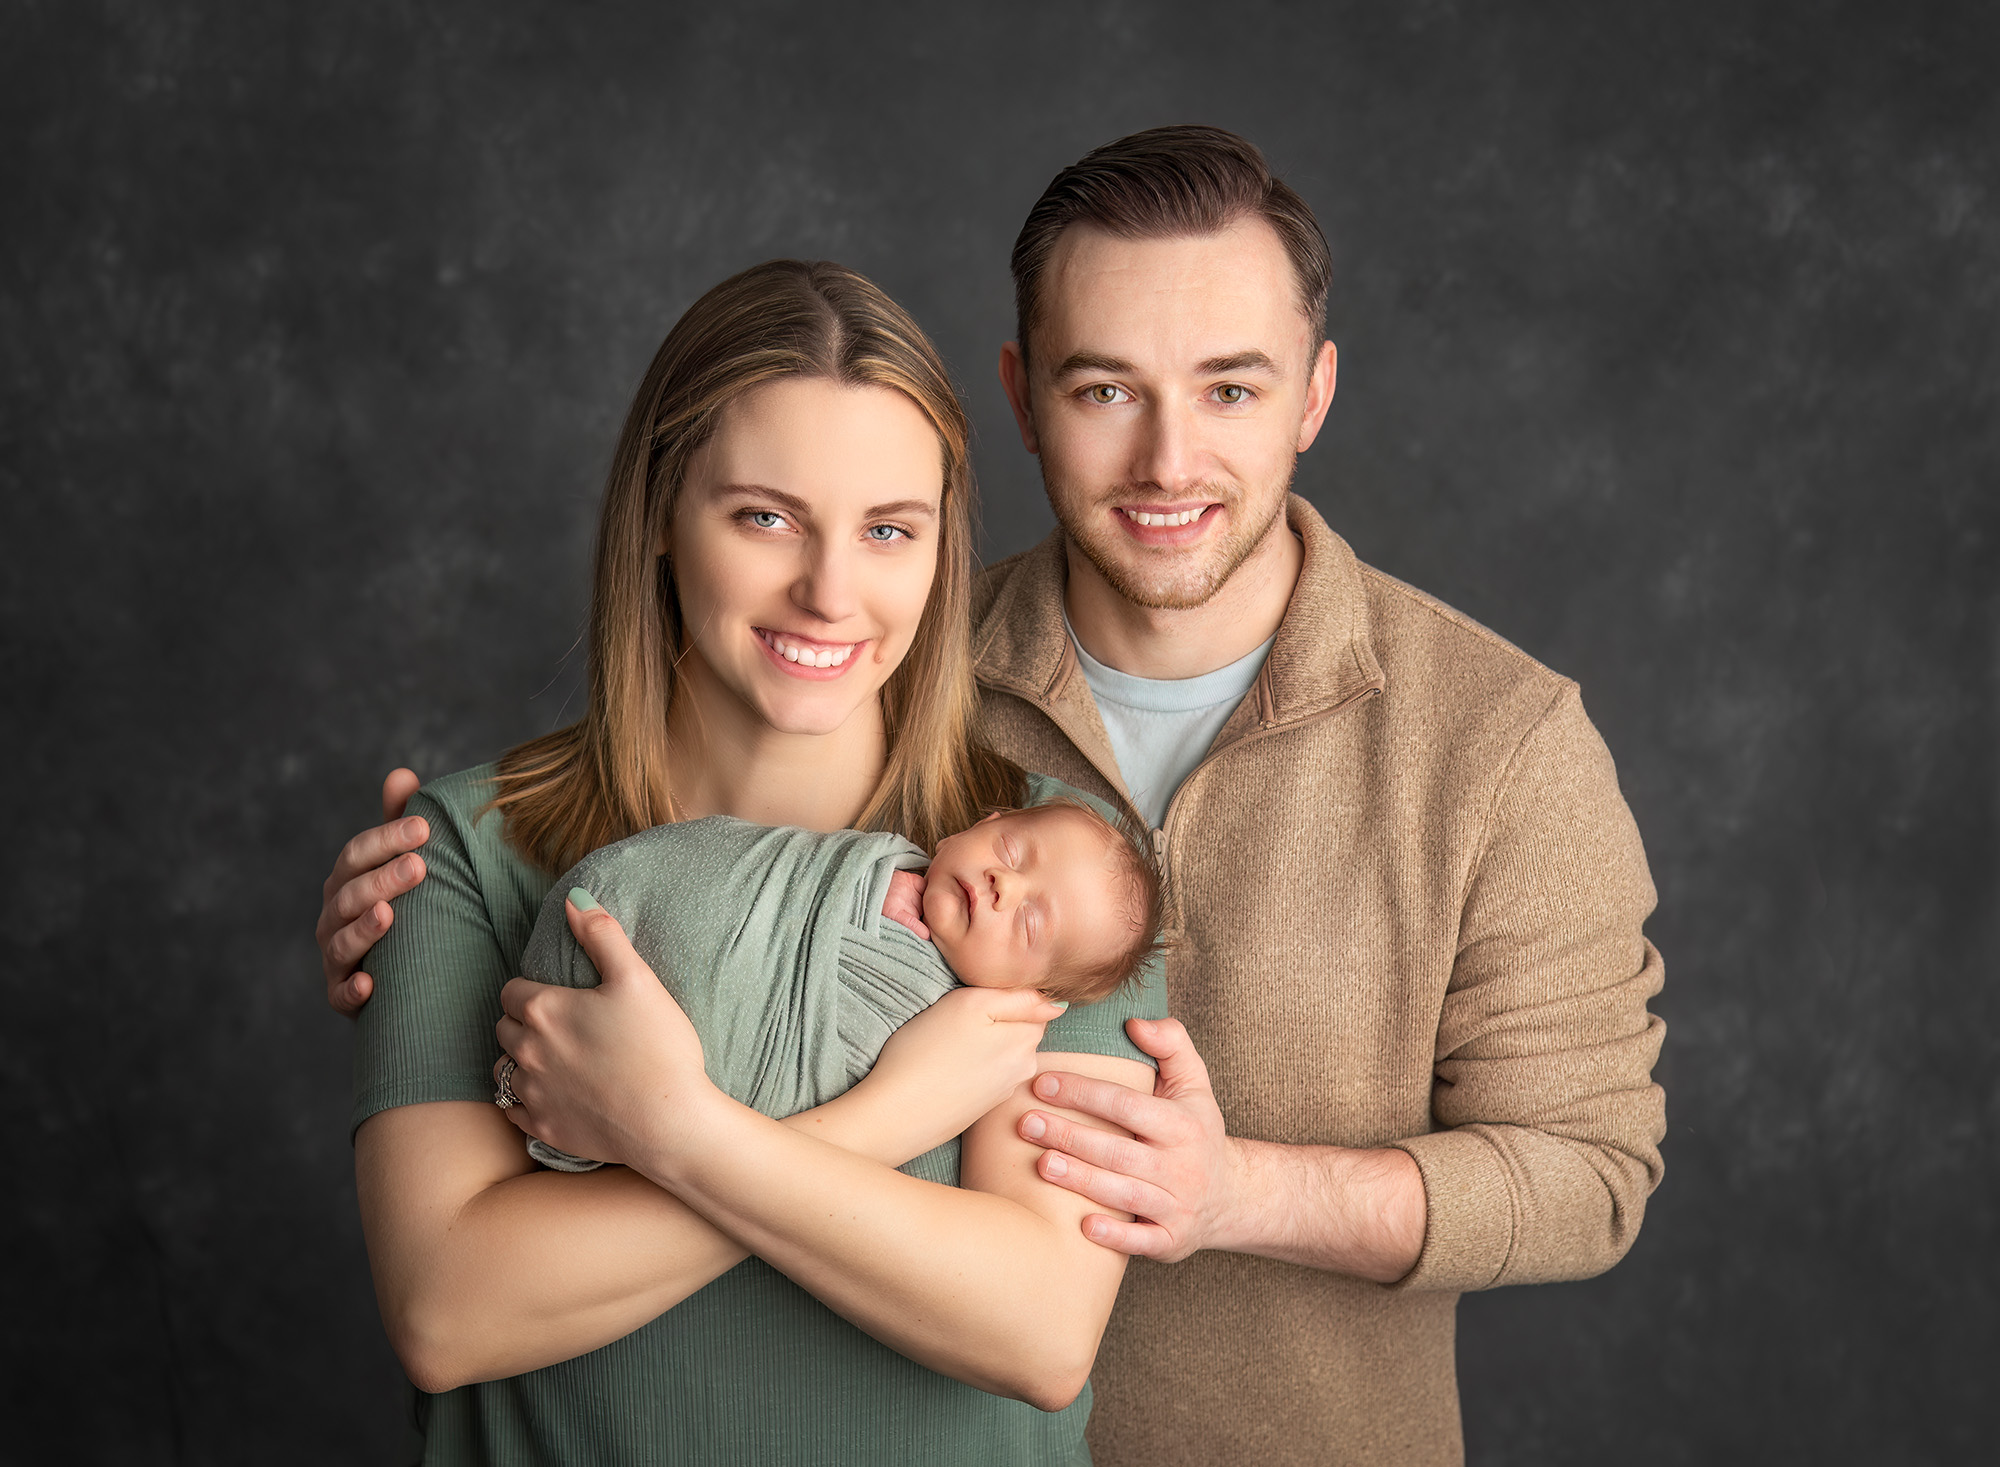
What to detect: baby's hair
<box><xmin>1032</xmin><ymin>799</ymin><xmax>1168</xmax><ymax>1007</ymax></box>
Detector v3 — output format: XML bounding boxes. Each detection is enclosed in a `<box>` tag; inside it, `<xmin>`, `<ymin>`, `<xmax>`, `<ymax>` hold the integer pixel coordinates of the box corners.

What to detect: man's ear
<box><xmin>1295</xmin><ymin>339</ymin><xmax>1339</xmax><ymax>454</ymax></box>
<box><xmin>998</xmin><ymin>342</ymin><xmax>1040</xmax><ymax>455</ymax></box>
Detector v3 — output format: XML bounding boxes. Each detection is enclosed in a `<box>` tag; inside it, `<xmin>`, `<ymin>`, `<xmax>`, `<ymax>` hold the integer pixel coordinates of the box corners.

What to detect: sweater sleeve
<box><xmin>1392</xmin><ymin>684</ymin><xmax>1667</xmax><ymax>1292</ymax></box>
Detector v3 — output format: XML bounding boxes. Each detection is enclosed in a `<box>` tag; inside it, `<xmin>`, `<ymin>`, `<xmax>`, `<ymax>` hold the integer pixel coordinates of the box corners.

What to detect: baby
<box><xmin>516</xmin><ymin>798</ymin><xmax>1162</xmax><ymax>1171</ymax></box>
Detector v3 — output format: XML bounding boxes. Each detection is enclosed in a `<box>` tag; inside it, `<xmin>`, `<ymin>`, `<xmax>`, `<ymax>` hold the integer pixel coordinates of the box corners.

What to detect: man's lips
<box><xmin>1116</xmin><ymin>503</ymin><xmax>1219</xmax><ymax>544</ymax></box>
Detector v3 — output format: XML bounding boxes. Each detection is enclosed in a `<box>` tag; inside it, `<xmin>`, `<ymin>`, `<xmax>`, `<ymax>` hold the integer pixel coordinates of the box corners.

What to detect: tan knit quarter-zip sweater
<box><xmin>972</xmin><ymin>498</ymin><xmax>1666</xmax><ymax>1467</ymax></box>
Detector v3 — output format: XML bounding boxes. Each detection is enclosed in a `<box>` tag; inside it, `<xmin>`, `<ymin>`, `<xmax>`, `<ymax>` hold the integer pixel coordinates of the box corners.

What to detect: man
<box><xmin>319</xmin><ymin>127</ymin><xmax>1665</xmax><ymax>1464</ymax></box>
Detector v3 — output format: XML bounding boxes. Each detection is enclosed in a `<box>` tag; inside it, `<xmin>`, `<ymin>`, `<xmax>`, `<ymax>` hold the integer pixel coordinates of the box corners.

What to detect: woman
<box><xmin>347</xmin><ymin>259</ymin><xmax>1164</xmax><ymax>1464</ymax></box>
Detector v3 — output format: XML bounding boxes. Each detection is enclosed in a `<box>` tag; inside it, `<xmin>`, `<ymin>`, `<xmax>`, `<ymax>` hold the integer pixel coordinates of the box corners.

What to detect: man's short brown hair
<box><xmin>1010</xmin><ymin>124</ymin><xmax>1333</xmax><ymax>367</ymax></box>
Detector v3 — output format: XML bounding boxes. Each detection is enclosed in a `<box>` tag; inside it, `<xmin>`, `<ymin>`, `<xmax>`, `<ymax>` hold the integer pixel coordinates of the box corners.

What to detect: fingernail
<box><xmin>1050</xmin><ymin>999</ymin><xmax>1070</xmax><ymax>1012</ymax></box>
<box><xmin>569</xmin><ymin>888</ymin><xmax>600</xmax><ymax>911</ymax></box>
<box><xmin>1044</xmin><ymin>1153</ymin><xmax>1068</xmax><ymax>1177</ymax></box>
<box><xmin>1034</xmin><ymin>1074</ymin><xmax>1059</xmax><ymax>1100</ymax></box>
<box><xmin>1021</xmin><ymin>1114</ymin><xmax>1046</xmax><ymax>1140</ymax></box>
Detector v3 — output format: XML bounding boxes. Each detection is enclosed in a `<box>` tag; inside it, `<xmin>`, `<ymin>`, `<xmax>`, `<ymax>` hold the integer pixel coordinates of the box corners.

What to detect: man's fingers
<box><xmin>1020</xmin><ymin>1110</ymin><xmax>1156</xmax><ymax>1179</ymax></box>
<box><xmin>1076</xmin><ymin>1213</ymin><xmax>1177</xmax><ymax>1259</ymax></box>
<box><xmin>322</xmin><ymin>900</ymin><xmax>394</xmax><ymax>973</ymax></box>
<box><xmin>326</xmin><ymin>821</ymin><xmax>430</xmax><ymax>899</ymax></box>
<box><xmin>1124</xmin><ymin>1017</ymin><xmax>1216</xmax><ymax>1097</ymax></box>
<box><xmin>1035</xmin><ymin>1147</ymin><xmax>1173</xmax><ymax>1220</ymax></box>
<box><xmin>327</xmin><ymin>853</ymin><xmax>427</xmax><ymax>931</ymax></box>
<box><xmin>331</xmin><ymin>971</ymin><xmax>372</xmax><ymax>1019</ymax></box>
<box><xmin>380</xmin><ymin>767</ymin><xmax>421</xmax><ymax>822</ymax></box>
<box><xmin>1030</xmin><ymin>1069</ymin><xmax>1164</xmax><ymax>1134</ymax></box>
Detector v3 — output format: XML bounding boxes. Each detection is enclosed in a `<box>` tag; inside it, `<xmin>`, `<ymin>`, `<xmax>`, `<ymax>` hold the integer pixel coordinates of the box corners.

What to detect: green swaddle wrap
<box><xmin>517</xmin><ymin>815</ymin><xmax>958</xmax><ymax>1170</ymax></box>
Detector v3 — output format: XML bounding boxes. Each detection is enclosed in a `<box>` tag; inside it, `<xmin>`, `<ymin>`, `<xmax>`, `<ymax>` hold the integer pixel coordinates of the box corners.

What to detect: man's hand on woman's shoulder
<box><xmin>317</xmin><ymin>767</ymin><xmax>429</xmax><ymax>1018</ymax></box>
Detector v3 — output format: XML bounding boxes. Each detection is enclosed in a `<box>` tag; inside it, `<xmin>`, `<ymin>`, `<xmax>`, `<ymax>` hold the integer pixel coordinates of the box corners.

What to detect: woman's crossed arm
<box><xmin>357</xmin><ymin>901</ymin><xmax>1145</xmax><ymax>1404</ymax></box>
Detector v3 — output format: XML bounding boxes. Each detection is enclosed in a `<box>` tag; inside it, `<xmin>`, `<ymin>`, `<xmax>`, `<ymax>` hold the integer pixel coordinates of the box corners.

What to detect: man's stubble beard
<box><xmin>1044</xmin><ymin>459</ymin><xmax>1297</xmax><ymax>611</ymax></box>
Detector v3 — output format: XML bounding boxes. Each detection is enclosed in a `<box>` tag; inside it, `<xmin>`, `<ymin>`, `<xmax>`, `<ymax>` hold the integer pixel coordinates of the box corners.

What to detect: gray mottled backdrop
<box><xmin>4</xmin><ymin>1</ymin><xmax>1994</xmax><ymax>1462</ymax></box>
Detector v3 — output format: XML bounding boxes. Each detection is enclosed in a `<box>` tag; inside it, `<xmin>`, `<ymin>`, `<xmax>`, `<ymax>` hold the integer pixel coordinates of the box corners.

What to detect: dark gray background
<box><xmin>4</xmin><ymin>1</ymin><xmax>1994</xmax><ymax>1462</ymax></box>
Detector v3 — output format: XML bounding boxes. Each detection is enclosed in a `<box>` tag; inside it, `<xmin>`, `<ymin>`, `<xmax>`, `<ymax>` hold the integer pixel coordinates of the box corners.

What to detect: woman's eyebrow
<box><xmin>865</xmin><ymin>498</ymin><xmax>938</xmax><ymax>520</ymax></box>
<box><xmin>714</xmin><ymin>482</ymin><xmax>811</xmax><ymax>515</ymax></box>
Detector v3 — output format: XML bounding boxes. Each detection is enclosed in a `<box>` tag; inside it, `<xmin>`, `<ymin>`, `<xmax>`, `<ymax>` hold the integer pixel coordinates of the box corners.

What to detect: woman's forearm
<box><xmin>624</xmin><ymin>1054</ymin><xmax>1146</xmax><ymax>1411</ymax></box>
<box><xmin>359</xmin><ymin>1090</ymin><xmax>967</xmax><ymax>1391</ymax></box>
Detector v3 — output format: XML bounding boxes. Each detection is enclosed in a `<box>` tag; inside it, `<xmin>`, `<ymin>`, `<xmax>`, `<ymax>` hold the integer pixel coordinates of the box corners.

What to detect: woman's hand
<box><xmin>849</xmin><ymin>986</ymin><xmax>1067</xmax><ymax>1151</ymax></box>
<box><xmin>494</xmin><ymin>893</ymin><xmax>718</xmax><ymax>1165</ymax></box>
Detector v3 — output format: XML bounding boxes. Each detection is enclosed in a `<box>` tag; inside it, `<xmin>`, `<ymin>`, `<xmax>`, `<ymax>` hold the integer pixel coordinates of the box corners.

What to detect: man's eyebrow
<box><xmin>1197</xmin><ymin>350</ymin><xmax>1281</xmax><ymax>376</ymax></box>
<box><xmin>1049</xmin><ymin>351</ymin><xmax>1136</xmax><ymax>379</ymax></box>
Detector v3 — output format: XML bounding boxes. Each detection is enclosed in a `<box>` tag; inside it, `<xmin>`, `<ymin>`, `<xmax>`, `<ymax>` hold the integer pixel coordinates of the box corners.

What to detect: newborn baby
<box><xmin>516</xmin><ymin>797</ymin><xmax>1161</xmax><ymax>1172</ymax></box>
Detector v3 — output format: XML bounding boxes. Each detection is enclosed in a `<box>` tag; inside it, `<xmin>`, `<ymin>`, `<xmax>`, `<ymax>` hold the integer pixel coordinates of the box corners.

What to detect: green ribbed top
<box><xmin>352</xmin><ymin>765</ymin><xmax>1167</xmax><ymax>1467</ymax></box>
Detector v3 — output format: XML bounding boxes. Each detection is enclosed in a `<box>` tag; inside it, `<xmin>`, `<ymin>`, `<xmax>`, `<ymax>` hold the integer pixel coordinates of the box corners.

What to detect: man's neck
<box><xmin>665</xmin><ymin>663</ymin><xmax>887</xmax><ymax>832</ymax></box>
<box><xmin>1062</xmin><ymin>518</ymin><xmax>1303</xmax><ymax>681</ymax></box>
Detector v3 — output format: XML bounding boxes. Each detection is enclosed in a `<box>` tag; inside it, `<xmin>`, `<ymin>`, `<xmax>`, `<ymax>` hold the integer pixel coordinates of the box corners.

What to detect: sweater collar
<box><xmin>973</xmin><ymin>494</ymin><xmax>1385</xmax><ymax>731</ymax></box>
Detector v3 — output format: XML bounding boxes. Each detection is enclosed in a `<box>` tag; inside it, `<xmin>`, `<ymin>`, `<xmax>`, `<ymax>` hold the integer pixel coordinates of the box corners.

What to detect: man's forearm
<box><xmin>1219</xmin><ymin>1139</ymin><xmax>1426</xmax><ymax>1284</ymax></box>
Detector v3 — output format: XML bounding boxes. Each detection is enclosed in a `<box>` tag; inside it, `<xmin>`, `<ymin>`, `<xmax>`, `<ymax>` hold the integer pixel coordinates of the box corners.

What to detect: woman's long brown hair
<box><xmin>488</xmin><ymin>259</ymin><xmax>1022</xmax><ymax>873</ymax></box>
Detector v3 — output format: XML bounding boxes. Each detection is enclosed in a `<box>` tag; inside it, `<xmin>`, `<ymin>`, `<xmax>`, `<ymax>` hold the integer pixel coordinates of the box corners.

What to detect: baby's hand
<box><xmin>881</xmin><ymin>869</ymin><xmax>930</xmax><ymax>940</ymax></box>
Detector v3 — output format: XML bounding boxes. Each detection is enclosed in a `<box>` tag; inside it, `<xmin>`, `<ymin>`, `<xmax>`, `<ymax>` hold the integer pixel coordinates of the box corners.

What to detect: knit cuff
<box><xmin>1389</xmin><ymin>1127</ymin><xmax>1517</xmax><ymax>1292</ymax></box>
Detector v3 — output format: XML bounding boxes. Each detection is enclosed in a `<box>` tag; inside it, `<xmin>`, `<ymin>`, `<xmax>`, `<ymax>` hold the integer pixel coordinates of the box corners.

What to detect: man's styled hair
<box><xmin>1035</xmin><ymin>800</ymin><xmax>1169</xmax><ymax>1008</ymax></box>
<box><xmin>1010</xmin><ymin>124</ymin><xmax>1333</xmax><ymax>367</ymax></box>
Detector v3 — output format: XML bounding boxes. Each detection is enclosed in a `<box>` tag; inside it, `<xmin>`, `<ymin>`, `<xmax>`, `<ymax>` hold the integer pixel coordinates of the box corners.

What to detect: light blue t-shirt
<box><xmin>1068</xmin><ymin>619</ymin><xmax>1275</xmax><ymax>830</ymax></box>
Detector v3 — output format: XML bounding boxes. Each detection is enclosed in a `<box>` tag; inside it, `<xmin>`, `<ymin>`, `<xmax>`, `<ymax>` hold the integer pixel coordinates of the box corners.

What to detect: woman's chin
<box><xmin>751</xmin><ymin>688</ymin><xmax>878</xmax><ymax>739</ymax></box>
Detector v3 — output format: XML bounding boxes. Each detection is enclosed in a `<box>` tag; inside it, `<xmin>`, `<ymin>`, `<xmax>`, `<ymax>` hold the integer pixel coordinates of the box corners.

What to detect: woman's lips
<box><xmin>754</xmin><ymin>628</ymin><xmax>866</xmax><ymax>680</ymax></box>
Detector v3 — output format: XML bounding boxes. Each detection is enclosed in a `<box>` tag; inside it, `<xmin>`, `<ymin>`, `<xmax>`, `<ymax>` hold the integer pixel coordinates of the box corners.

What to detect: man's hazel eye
<box><xmin>1088</xmin><ymin>384</ymin><xmax>1126</xmax><ymax>405</ymax></box>
<box><xmin>1217</xmin><ymin>384</ymin><xmax>1247</xmax><ymax>404</ymax></box>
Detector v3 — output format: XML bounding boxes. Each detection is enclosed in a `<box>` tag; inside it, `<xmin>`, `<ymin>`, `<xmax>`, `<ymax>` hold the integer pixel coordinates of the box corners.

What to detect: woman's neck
<box><xmin>664</xmin><ymin>660</ymin><xmax>887</xmax><ymax>832</ymax></box>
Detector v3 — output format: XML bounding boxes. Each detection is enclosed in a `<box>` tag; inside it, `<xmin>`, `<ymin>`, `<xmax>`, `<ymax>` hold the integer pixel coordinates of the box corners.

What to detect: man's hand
<box><xmin>1020</xmin><ymin>1016</ymin><xmax>1428</xmax><ymax>1282</ymax></box>
<box><xmin>1015</xmin><ymin>1016</ymin><xmax>1247</xmax><ymax>1262</ymax></box>
<box><xmin>317</xmin><ymin>768</ymin><xmax>428</xmax><ymax>1018</ymax></box>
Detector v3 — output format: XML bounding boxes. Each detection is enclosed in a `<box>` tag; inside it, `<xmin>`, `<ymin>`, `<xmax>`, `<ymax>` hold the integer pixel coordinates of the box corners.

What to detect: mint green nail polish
<box><xmin>1051</xmin><ymin>999</ymin><xmax>1070</xmax><ymax>1011</ymax></box>
<box><xmin>569</xmin><ymin>887</ymin><xmax>600</xmax><ymax>911</ymax></box>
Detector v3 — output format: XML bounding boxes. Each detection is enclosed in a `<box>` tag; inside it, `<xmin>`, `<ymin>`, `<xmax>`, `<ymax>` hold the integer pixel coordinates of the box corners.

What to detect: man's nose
<box><xmin>1130</xmin><ymin>397</ymin><xmax>1203</xmax><ymax>494</ymax></box>
<box><xmin>791</xmin><ymin>539</ymin><xmax>860</xmax><ymax>625</ymax></box>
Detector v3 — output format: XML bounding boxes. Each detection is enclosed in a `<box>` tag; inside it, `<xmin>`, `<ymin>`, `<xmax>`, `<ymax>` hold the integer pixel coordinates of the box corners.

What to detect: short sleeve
<box><xmin>1023</xmin><ymin>771</ymin><xmax>1169</xmax><ymax>1068</ymax></box>
<box><xmin>349</xmin><ymin>776</ymin><xmax>537</xmax><ymax>1135</ymax></box>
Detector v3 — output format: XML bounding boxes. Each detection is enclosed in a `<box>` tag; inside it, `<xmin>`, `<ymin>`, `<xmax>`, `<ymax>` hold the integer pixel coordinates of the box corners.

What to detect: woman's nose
<box><xmin>791</xmin><ymin>541</ymin><xmax>861</xmax><ymax>625</ymax></box>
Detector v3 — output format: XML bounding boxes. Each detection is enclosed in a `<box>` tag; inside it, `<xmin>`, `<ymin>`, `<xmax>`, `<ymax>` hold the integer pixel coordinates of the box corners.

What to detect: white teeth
<box><xmin>765</xmin><ymin>632</ymin><xmax>856</xmax><ymax>667</ymax></box>
<box><xmin>1126</xmin><ymin>508</ymin><xmax>1202</xmax><ymax>527</ymax></box>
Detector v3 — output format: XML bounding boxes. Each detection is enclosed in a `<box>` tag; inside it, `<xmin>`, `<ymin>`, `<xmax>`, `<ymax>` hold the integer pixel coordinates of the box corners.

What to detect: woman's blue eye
<box><xmin>866</xmin><ymin>524</ymin><xmax>907</xmax><ymax>542</ymax></box>
<box><xmin>749</xmin><ymin>511</ymin><xmax>786</xmax><ymax>529</ymax></box>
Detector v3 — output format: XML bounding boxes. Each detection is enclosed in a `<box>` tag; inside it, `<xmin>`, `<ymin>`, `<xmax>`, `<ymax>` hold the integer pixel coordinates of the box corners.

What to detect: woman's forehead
<box><xmin>698</xmin><ymin>378</ymin><xmax>944</xmax><ymax>506</ymax></box>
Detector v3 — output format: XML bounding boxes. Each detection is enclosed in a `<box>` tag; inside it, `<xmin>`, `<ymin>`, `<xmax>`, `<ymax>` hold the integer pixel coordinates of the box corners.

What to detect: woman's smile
<box><xmin>754</xmin><ymin>627</ymin><xmax>867</xmax><ymax>678</ymax></box>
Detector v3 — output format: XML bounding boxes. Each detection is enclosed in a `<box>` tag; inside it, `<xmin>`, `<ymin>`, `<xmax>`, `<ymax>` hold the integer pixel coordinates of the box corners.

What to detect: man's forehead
<box><xmin>1034</xmin><ymin>217</ymin><xmax>1309</xmax><ymax>371</ymax></box>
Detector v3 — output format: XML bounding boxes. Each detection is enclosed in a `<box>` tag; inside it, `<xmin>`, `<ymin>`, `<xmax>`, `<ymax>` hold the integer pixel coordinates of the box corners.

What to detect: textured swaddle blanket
<box><xmin>517</xmin><ymin>816</ymin><xmax>958</xmax><ymax>1170</ymax></box>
